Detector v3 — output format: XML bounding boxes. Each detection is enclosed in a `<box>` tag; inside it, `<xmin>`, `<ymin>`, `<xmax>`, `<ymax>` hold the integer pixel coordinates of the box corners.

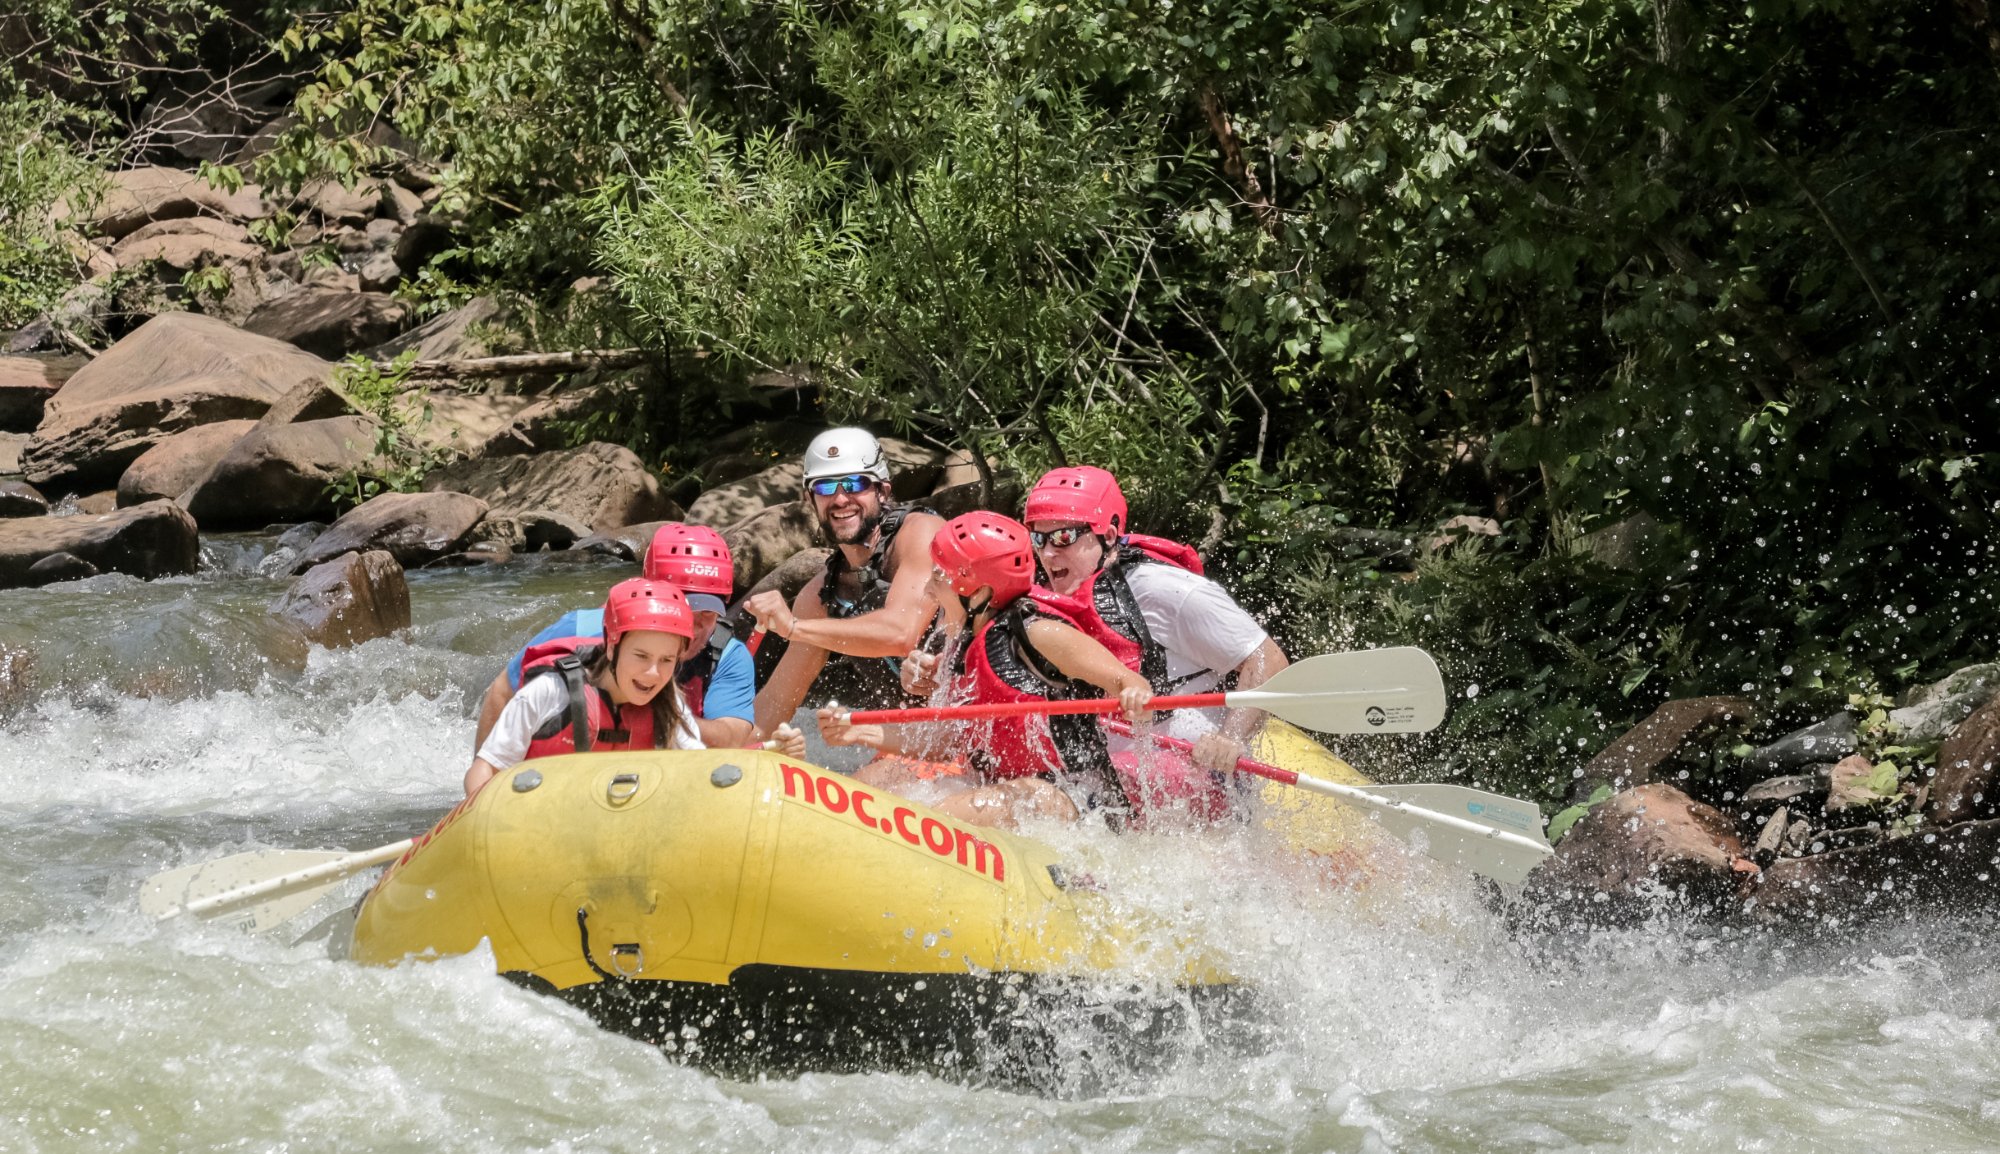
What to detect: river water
<box><xmin>4</xmin><ymin>536</ymin><xmax>1998</xmax><ymax>1152</ymax></box>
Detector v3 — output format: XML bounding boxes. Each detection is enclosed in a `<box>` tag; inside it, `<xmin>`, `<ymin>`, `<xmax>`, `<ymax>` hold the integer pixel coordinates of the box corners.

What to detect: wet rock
<box><xmin>0</xmin><ymin>354</ymin><xmax>86</xmax><ymax>431</ymax></box>
<box><xmin>73</xmin><ymin>491</ymin><xmax>118</xmax><ymax>515</ymax></box>
<box><xmin>53</xmin><ymin>165</ymin><xmax>270</xmax><ymax>239</ymax></box>
<box><xmin>1926</xmin><ymin>693</ymin><xmax>2000</xmax><ymax>826</ymax></box>
<box><xmin>1739</xmin><ymin>712</ymin><xmax>1857</xmax><ymax>779</ymax></box>
<box><xmin>1741</xmin><ymin>771</ymin><xmax>1829</xmax><ymax>810</ymax></box>
<box><xmin>1890</xmin><ymin>669</ymin><xmax>2000</xmax><ymax>745</ymax></box>
<box><xmin>1751</xmin><ymin>805</ymin><xmax>1790</xmax><ymax>866</ymax></box>
<box><xmin>721</xmin><ymin>502</ymin><xmax>823</xmax><ymax>599</ymax></box>
<box><xmin>1782</xmin><ymin>816</ymin><xmax>1812</xmax><ymax>856</ymax></box>
<box><xmin>0</xmin><ymin>481</ymin><xmax>48</xmax><ymax>518</ymax></box>
<box><xmin>421</xmin><ymin>442</ymin><xmax>676</xmax><ymax>535</ymax></box>
<box><xmin>22</xmin><ymin>313</ymin><xmax>326</xmax><ymax>490</ymax></box>
<box><xmin>181</xmin><ymin>415</ymin><xmax>383</xmax><ymax>528</ymax></box>
<box><xmin>0</xmin><ymin>643</ymin><xmax>32</xmax><ymax>714</ymax></box>
<box><xmin>1574</xmin><ymin>696</ymin><xmax>1756</xmax><ymax>800</ymax></box>
<box><xmin>1825</xmin><ymin>753</ymin><xmax>1898</xmax><ymax>816</ymax></box>
<box><xmin>243</xmin><ymin>289</ymin><xmax>411</xmax><ymax>359</ymax></box>
<box><xmin>0</xmin><ymin>499</ymin><xmax>199</xmax><ymax>587</ymax></box>
<box><xmin>1519</xmin><ymin>783</ymin><xmax>1753</xmax><ymax>922</ymax></box>
<box><xmin>1747</xmin><ymin>817</ymin><xmax>2000</xmax><ymax>925</ymax></box>
<box><xmin>272</xmin><ymin>549</ymin><xmax>411</xmax><ymax>648</ymax></box>
<box><xmin>116</xmin><ymin>419</ymin><xmax>256</xmax><ymax>506</ymax></box>
<box><xmin>292</xmin><ymin>490</ymin><xmax>488</xmax><ymax>573</ymax></box>
<box><xmin>25</xmin><ymin>551</ymin><xmax>99</xmax><ymax>585</ymax></box>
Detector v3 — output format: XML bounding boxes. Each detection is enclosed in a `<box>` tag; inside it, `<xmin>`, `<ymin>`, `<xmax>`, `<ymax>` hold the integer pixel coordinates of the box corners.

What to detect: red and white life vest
<box><xmin>1030</xmin><ymin>534</ymin><xmax>1202</xmax><ymax>689</ymax></box>
<box><xmin>518</xmin><ymin>637</ymin><xmax>664</xmax><ymax>759</ymax></box>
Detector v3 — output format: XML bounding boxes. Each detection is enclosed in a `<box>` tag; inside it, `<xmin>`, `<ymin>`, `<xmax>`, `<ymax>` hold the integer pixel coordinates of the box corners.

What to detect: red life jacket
<box><xmin>518</xmin><ymin>637</ymin><xmax>663</xmax><ymax>759</ymax></box>
<box><xmin>949</xmin><ymin>601</ymin><xmax>1132</xmax><ymax>816</ymax></box>
<box><xmin>1030</xmin><ymin>535</ymin><xmax>1203</xmax><ymax>691</ymax></box>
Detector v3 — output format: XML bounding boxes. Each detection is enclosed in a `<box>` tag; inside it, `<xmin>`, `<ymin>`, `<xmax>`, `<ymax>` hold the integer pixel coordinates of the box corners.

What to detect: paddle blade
<box><xmin>1234</xmin><ymin>647</ymin><xmax>1447</xmax><ymax>734</ymax></box>
<box><xmin>1361</xmin><ymin>783</ymin><xmax>1549</xmax><ymax>846</ymax></box>
<box><xmin>141</xmin><ymin>849</ymin><xmax>352</xmax><ymax>932</ymax></box>
<box><xmin>1355</xmin><ymin>800</ymin><xmax>1553</xmax><ymax>885</ymax></box>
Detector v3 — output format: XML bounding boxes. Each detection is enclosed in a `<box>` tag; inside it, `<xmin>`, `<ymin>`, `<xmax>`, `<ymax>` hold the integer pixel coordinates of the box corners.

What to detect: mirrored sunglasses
<box><xmin>1029</xmin><ymin>526</ymin><xmax>1091</xmax><ymax>550</ymax></box>
<box><xmin>808</xmin><ymin>475</ymin><xmax>873</xmax><ymax>496</ymax></box>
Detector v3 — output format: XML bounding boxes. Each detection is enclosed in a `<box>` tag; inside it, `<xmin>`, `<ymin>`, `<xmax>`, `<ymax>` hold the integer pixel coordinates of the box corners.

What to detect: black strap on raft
<box><xmin>820</xmin><ymin>503</ymin><xmax>935</xmax><ymax>620</ymax></box>
<box><xmin>544</xmin><ymin>654</ymin><xmax>593</xmax><ymax>753</ymax></box>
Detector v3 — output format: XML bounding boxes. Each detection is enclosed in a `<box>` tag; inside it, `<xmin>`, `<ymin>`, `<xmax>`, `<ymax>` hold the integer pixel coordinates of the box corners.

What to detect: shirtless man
<box><xmin>742</xmin><ymin>427</ymin><xmax>946</xmax><ymax>733</ymax></box>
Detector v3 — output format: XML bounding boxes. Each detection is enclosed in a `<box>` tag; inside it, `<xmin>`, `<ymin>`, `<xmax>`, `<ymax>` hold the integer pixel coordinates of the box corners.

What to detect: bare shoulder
<box><xmin>893</xmin><ymin>510</ymin><xmax>947</xmax><ymax>551</ymax></box>
<box><xmin>791</xmin><ymin>571</ymin><xmax>830</xmax><ymax>616</ymax></box>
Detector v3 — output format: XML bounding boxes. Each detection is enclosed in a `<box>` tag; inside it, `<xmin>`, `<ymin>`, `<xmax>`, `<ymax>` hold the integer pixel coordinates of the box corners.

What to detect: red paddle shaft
<box><xmin>846</xmin><ymin>693</ymin><xmax>1226</xmax><ymax>725</ymax></box>
<box><xmin>1099</xmin><ymin>718</ymin><xmax>1299</xmax><ymax>785</ymax></box>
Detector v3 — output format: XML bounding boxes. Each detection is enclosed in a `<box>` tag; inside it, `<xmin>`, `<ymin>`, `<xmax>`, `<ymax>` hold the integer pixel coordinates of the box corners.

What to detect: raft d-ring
<box><xmin>609</xmin><ymin>942</ymin><xmax>645</xmax><ymax>977</ymax></box>
<box><xmin>606</xmin><ymin>773</ymin><xmax>641</xmax><ymax>803</ymax></box>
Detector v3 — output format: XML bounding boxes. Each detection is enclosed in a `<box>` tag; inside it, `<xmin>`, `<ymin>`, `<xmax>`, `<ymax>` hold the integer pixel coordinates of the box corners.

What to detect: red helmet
<box><xmin>1024</xmin><ymin>466</ymin><xmax>1126</xmax><ymax>537</ymax></box>
<box><xmin>643</xmin><ymin>523</ymin><xmax>733</xmax><ymax>598</ymax></box>
<box><xmin>931</xmin><ymin>511</ymin><xmax>1036</xmax><ymax>606</ymax></box>
<box><xmin>603</xmin><ymin>578</ymin><xmax>694</xmax><ymax>647</ymax></box>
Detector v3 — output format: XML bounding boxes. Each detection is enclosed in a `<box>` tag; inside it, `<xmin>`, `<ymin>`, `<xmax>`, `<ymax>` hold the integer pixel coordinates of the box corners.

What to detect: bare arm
<box><xmin>473</xmin><ymin>671</ymin><xmax>513</xmax><ymax>752</ymax></box>
<box><xmin>1022</xmin><ymin>617</ymin><xmax>1152</xmax><ymax>718</ymax></box>
<box><xmin>696</xmin><ymin>715</ymin><xmax>756</xmax><ymax>749</ymax></box>
<box><xmin>752</xmin><ymin>576</ymin><xmax>833</xmax><ymax>734</ymax></box>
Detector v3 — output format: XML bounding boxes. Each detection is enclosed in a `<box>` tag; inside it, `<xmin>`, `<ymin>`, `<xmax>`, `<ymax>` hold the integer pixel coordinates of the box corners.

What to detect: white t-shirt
<box><xmin>1120</xmin><ymin>561</ymin><xmax>1269</xmax><ymax>741</ymax></box>
<box><xmin>477</xmin><ymin>675</ymin><xmax>704</xmax><ymax>770</ymax></box>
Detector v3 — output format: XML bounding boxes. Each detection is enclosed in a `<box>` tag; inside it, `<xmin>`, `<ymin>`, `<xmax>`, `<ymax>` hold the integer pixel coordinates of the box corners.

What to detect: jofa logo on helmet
<box><xmin>1365</xmin><ymin>706</ymin><xmax>1387</xmax><ymax>727</ymax></box>
<box><xmin>685</xmin><ymin>562</ymin><xmax>723</xmax><ymax>577</ymax></box>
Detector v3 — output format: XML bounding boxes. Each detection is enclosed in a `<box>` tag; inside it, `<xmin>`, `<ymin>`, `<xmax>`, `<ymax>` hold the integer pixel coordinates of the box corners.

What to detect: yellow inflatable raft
<box><xmin>345</xmin><ymin>724</ymin><xmax>1377</xmax><ymax>1084</ymax></box>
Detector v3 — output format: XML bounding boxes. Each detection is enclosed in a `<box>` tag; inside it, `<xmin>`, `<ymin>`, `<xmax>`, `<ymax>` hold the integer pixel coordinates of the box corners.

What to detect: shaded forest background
<box><xmin>6</xmin><ymin>0</ymin><xmax>1997</xmax><ymax>799</ymax></box>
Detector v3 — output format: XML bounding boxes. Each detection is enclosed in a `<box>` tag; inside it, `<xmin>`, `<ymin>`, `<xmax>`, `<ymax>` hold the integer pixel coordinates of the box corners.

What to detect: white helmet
<box><xmin>802</xmin><ymin>427</ymin><xmax>890</xmax><ymax>483</ymax></box>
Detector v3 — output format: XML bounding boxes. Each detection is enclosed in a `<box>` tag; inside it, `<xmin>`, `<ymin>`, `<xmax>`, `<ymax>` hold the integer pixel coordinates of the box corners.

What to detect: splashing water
<box><xmin>3</xmin><ymin>539</ymin><xmax>1998</xmax><ymax>1151</ymax></box>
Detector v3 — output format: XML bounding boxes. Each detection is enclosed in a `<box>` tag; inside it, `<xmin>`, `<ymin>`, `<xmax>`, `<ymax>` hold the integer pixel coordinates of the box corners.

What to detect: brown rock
<box><xmin>272</xmin><ymin>549</ymin><xmax>411</xmax><ymax>648</ymax></box>
<box><xmin>420</xmin><ymin>442</ymin><xmax>675</xmax><ymax>534</ymax></box>
<box><xmin>0</xmin><ymin>500</ymin><xmax>199</xmax><ymax>588</ymax></box>
<box><xmin>1749</xmin><ymin>816</ymin><xmax>2000</xmax><ymax>924</ymax></box>
<box><xmin>292</xmin><ymin>490</ymin><xmax>489</xmax><ymax>572</ymax></box>
<box><xmin>243</xmin><ymin>289</ymin><xmax>410</xmax><ymax>359</ymax></box>
<box><xmin>1574</xmin><ymin>696</ymin><xmax>1756</xmax><ymax>800</ymax></box>
<box><xmin>738</xmin><ymin>545</ymin><xmax>834</xmax><ymax>606</ymax></box>
<box><xmin>685</xmin><ymin>461</ymin><xmax>804</xmax><ymax>528</ymax></box>
<box><xmin>0</xmin><ymin>354</ymin><xmax>87</xmax><ymax>432</ymax></box>
<box><xmin>1519</xmin><ymin>783</ymin><xmax>1751</xmax><ymax>921</ymax></box>
<box><xmin>181</xmin><ymin>415</ymin><xmax>383</xmax><ymax>527</ymax></box>
<box><xmin>0</xmin><ymin>481</ymin><xmax>48</xmax><ymax>518</ymax></box>
<box><xmin>1927</xmin><ymin>694</ymin><xmax>2000</xmax><ymax>826</ymax></box>
<box><xmin>56</xmin><ymin>165</ymin><xmax>271</xmax><ymax>239</ymax></box>
<box><xmin>473</xmin><ymin>509</ymin><xmax>591</xmax><ymax>553</ymax></box>
<box><xmin>364</xmin><ymin>296</ymin><xmax>509</xmax><ymax>363</ymax></box>
<box><xmin>73</xmin><ymin>490</ymin><xmax>117</xmax><ymax>515</ymax></box>
<box><xmin>0</xmin><ymin>644</ymin><xmax>33</xmax><ymax>715</ymax></box>
<box><xmin>116</xmin><ymin>420</ymin><xmax>255</xmax><ymax>506</ymax></box>
<box><xmin>25</xmin><ymin>551</ymin><xmax>99</xmax><ymax>585</ymax></box>
<box><xmin>719</xmin><ymin>502</ymin><xmax>823</xmax><ymax>599</ymax></box>
<box><xmin>297</xmin><ymin>178</ymin><xmax>383</xmax><ymax>225</ymax></box>
<box><xmin>110</xmin><ymin>218</ymin><xmax>261</xmax><ymax>270</ymax></box>
<box><xmin>22</xmin><ymin>313</ymin><xmax>327</xmax><ymax>490</ymax></box>
<box><xmin>0</xmin><ymin>432</ymin><xmax>22</xmax><ymax>474</ymax></box>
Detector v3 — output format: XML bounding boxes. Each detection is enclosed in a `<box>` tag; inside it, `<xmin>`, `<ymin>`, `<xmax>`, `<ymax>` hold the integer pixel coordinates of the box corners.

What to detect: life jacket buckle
<box><xmin>607</xmin><ymin>773</ymin><xmax>642</xmax><ymax>803</ymax></box>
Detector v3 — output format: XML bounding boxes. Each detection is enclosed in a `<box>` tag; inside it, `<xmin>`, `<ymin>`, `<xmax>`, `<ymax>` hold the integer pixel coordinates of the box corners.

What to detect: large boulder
<box><xmin>292</xmin><ymin>490</ymin><xmax>488</xmax><ymax>573</ymax></box>
<box><xmin>22</xmin><ymin>313</ymin><xmax>328</xmax><ymax>491</ymax></box>
<box><xmin>243</xmin><ymin>289</ymin><xmax>410</xmax><ymax>359</ymax></box>
<box><xmin>180</xmin><ymin>415</ymin><xmax>382</xmax><ymax>528</ymax></box>
<box><xmin>0</xmin><ymin>354</ymin><xmax>86</xmax><ymax>431</ymax></box>
<box><xmin>1518</xmin><ymin>783</ymin><xmax>1753</xmax><ymax>924</ymax></box>
<box><xmin>0</xmin><ymin>433</ymin><xmax>23</xmax><ymax>474</ymax></box>
<box><xmin>719</xmin><ymin>502</ymin><xmax>823</xmax><ymax>599</ymax></box>
<box><xmin>420</xmin><ymin>442</ymin><xmax>676</xmax><ymax>534</ymax></box>
<box><xmin>116</xmin><ymin>419</ymin><xmax>256</xmax><ymax>506</ymax></box>
<box><xmin>272</xmin><ymin>549</ymin><xmax>411</xmax><ymax>648</ymax></box>
<box><xmin>0</xmin><ymin>499</ymin><xmax>199</xmax><ymax>588</ymax></box>
<box><xmin>1927</xmin><ymin>693</ymin><xmax>2000</xmax><ymax>827</ymax></box>
<box><xmin>53</xmin><ymin>165</ymin><xmax>271</xmax><ymax>239</ymax></box>
<box><xmin>109</xmin><ymin>218</ymin><xmax>262</xmax><ymax>271</ymax></box>
<box><xmin>1572</xmin><ymin>696</ymin><xmax>1755</xmax><ymax>801</ymax></box>
<box><xmin>363</xmin><ymin>295</ymin><xmax>510</xmax><ymax>363</ymax></box>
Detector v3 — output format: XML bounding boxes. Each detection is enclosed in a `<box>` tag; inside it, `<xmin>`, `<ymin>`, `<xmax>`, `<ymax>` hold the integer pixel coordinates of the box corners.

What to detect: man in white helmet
<box><xmin>745</xmin><ymin>427</ymin><xmax>947</xmax><ymax>731</ymax></box>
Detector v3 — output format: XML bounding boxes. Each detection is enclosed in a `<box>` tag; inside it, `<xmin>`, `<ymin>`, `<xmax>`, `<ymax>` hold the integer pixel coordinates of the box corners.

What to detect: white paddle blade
<box><xmin>141</xmin><ymin>850</ymin><xmax>352</xmax><ymax>931</ymax></box>
<box><xmin>1233</xmin><ymin>647</ymin><xmax>1447</xmax><ymax>734</ymax></box>
<box><xmin>1361</xmin><ymin>783</ymin><xmax>1550</xmax><ymax>847</ymax></box>
<box><xmin>1281</xmin><ymin>773</ymin><xmax>1554</xmax><ymax>885</ymax></box>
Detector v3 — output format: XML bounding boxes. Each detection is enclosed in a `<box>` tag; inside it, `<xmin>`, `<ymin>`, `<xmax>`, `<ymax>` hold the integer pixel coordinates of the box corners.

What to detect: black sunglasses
<box><xmin>1029</xmin><ymin>526</ymin><xmax>1092</xmax><ymax>550</ymax></box>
